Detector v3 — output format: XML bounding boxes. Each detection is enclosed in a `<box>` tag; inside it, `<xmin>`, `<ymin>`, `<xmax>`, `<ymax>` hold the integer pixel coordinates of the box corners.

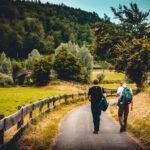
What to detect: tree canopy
<box><xmin>0</xmin><ymin>0</ymin><xmax>101</xmax><ymax>59</ymax></box>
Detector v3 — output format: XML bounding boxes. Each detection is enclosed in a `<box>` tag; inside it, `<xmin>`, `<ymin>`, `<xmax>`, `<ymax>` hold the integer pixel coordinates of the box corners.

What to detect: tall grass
<box><xmin>110</xmin><ymin>88</ymin><xmax>150</xmax><ymax>148</ymax></box>
<box><xmin>17</xmin><ymin>99</ymin><xmax>88</xmax><ymax>150</ymax></box>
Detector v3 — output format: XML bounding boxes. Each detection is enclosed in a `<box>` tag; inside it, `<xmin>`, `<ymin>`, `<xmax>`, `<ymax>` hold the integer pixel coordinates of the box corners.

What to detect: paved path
<box><xmin>52</xmin><ymin>103</ymin><xmax>141</xmax><ymax>150</ymax></box>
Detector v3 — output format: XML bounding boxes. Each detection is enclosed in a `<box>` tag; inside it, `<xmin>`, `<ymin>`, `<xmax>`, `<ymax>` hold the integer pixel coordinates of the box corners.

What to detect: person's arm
<box><xmin>88</xmin><ymin>88</ymin><xmax>91</xmax><ymax>101</ymax></box>
<box><xmin>130</xmin><ymin>88</ymin><xmax>133</xmax><ymax>111</ymax></box>
<box><xmin>88</xmin><ymin>95</ymin><xmax>91</xmax><ymax>101</ymax></box>
<box><xmin>116</xmin><ymin>87</ymin><xmax>120</xmax><ymax>97</ymax></box>
<box><xmin>130</xmin><ymin>100</ymin><xmax>133</xmax><ymax>111</ymax></box>
<box><xmin>103</xmin><ymin>88</ymin><xmax>107</xmax><ymax>97</ymax></box>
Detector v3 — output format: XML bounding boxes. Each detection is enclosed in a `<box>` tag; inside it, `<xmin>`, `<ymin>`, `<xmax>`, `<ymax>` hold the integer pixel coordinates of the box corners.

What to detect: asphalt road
<box><xmin>52</xmin><ymin>103</ymin><xmax>141</xmax><ymax>150</ymax></box>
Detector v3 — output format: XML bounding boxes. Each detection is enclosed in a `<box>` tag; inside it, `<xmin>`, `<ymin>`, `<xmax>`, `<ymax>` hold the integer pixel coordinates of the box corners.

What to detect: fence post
<box><xmin>47</xmin><ymin>98</ymin><xmax>50</xmax><ymax>110</ymax></box>
<box><xmin>17</xmin><ymin>106</ymin><xmax>23</xmax><ymax>129</ymax></box>
<box><xmin>53</xmin><ymin>97</ymin><xmax>55</xmax><ymax>108</ymax></box>
<box><xmin>0</xmin><ymin>115</ymin><xmax>4</xmax><ymax>145</ymax></box>
<box><xmin>64</xmin><ymin>95</ymin><xmax>68</xmax><ymax>104</ymax></box>
<box><xmin>39</xmin><ymin>101</ymin><xmax>43</xmax><ymax>113</ymax></box>
<box><xmin>29</xmin><ymin>103</ymin><xmax>34</xmax><ymax>119</ymax></box>
<box><xmin>72</xmin><ymin>94</ymin><xmax>74</xmax><ymax>100</ymax></box>
<box><xmin>84</xmin><ymin>92</ymin><xmax>87</xmax><ymax>99</ymax></box>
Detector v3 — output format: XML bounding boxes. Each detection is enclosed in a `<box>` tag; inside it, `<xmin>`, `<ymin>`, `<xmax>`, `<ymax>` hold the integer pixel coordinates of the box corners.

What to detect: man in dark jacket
<box><xmin>88</xmin><ymin>79</ymin><xmax>106</xmax><ymax>134</ymax></box>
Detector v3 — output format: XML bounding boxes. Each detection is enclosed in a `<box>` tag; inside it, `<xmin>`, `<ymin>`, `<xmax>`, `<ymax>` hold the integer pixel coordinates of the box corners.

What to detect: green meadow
<box><xmin>0</xmin><ymin>86</ymin><xmax>73</xmax><ymax>116</ymax></box>
<box><xmin>91</xmin><ymin>70</ymin><xmax>136</xmax><ymax>89</ymax></box>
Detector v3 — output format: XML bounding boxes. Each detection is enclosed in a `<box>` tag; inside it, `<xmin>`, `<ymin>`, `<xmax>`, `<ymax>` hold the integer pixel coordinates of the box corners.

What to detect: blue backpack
<box><xmin>121</xmin><ymin>87</ymin><xmax>132</xmax><ymax>104</ymax></box>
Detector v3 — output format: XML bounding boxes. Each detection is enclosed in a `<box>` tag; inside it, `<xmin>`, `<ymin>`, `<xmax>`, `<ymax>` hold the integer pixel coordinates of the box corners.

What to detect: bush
<box><xmin>24</xmin><ymin>73</ymin><xmax>34</xmax><ymax>86</ymax></box>
<box><xmin>54</xmin><ymin>45</ymin><xmax>84</xmax><ymax>82</ymax></box>
<box><xmin>33</xmin><ymin>56</ymin><xmax>52</xmax><ymax>86</ymax></box>
<box><xmin>96</xmin><ymin>73</ymin><xmax>104</xmax><ymax>83</ymax></box>
<box><xmin>0</xmin><ymin>73</ymin><xmax>14</xmax><ymax>87</ymax></box>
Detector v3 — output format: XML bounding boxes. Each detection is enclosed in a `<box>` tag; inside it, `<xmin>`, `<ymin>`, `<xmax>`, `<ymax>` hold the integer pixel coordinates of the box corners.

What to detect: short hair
<box><xmin>93</xmin><ymin>79</ymin><xmax>99</xmax><ymax>85</ymax></box>
<box><xmin>120</xmin><ymin>81</ymin><xmax>125</xmax><ymax>86</ymax></box>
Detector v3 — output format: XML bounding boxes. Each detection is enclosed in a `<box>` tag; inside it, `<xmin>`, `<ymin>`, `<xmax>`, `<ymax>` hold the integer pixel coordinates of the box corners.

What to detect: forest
<box><xmin>0</xmin><ymin>0</ymin><xmax>100</xmax><ymax>58</ymax></box>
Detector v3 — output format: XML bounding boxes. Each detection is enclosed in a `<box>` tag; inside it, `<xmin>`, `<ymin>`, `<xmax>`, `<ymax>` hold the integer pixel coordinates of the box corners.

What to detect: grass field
<box><xmin>104</xmin><ymin>73</ymin><xmax>125</xmax><ymax>81</ymax></box>
<box><xmin>91</xmin><ymin>70</ymin><xmax>136</xmax><ymax>89</ymax></box>
<box><xmin>110</xmin><ymin>88</ymin><xmax>150</xmax><ymax>148</ymax></box>
<box><xmin>0</xmin><ymin>82</ymin><xmax>82</xmax><ymax>116</ymax></box>
<box><xmin>92</xmin><ymin>70</ymin><xmax>125</xmax><ymax>81</ymax></box>
<box><xmin>100</xmin><ymin>83</ymin><xmax>136</xmax><ymax>89</ymax></box>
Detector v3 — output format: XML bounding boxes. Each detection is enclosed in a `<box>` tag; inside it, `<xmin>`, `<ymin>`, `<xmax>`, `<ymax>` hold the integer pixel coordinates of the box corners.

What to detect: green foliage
<box><xmin>77</xmin><ymin>45</ymin><xmax>93</xmax><ymax>82</ymax></box>
<box><xmin>0</xmin><ymin>73</ymin><xmax>14</xmax><ymax>87</ymax></box>
<box><xmin>54</xmin><ymin>45</ymin><xmax>84</xmax><ymax>82</ymax></box>
<box><xmin>114</xmin><ymin>38</ymin><xmax>150</xmax><ymax>87</ymax></box>
<box><xmin>0</xmin><ymin>0</ymin><xmax>100</xmax><ymax>58</ymax></box>
<box><xmin>66</xmin><ymin>41</ymin><xmax>93</xmax><ymax>83</ymax></box>
<box><xmin>111</xmin><ymin>3</ymin><xmax>150</xmax><ymax>38</ymax></box>
<box><xmin>24</xmin><ymin>49</ymin><xmax>41</xmax><ymax>70</ymax></box>
<box><xmin>12</xmin><ymin>59</ymin><xmax>23</xmax><ymax>74</ymax></box>
<box><xmin>92</xmin><ymin>21</ymin><xmax>129</xmax><ymax>62</ymax></box>
<box><xmin>0</xmin><ymin>52</ymin><xmax>12</xmax><ymax>74</ymax></box>
<box><xmin>93</xmin><ymin>3</ymin><xmax>149</xmax><ymax>88</ymax></box>
<box><xmin>33</xmin><ymin>56</ymin><xmax>52</xmax><ymax>86</ymax></box>
<box><xmin>96</xmin><ymin>73</ymin><xmax>104</xmax><ymax>83</ymax></box>
<box><xmin>94</xmin><ymin>61</ymin><xmax>114</xmax><ymax>69</ymax></box>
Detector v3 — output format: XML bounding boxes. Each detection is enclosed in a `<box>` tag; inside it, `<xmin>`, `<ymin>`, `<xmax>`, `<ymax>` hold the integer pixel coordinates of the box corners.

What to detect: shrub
<box><xmin>53</xmin><ymin>45</ymin><xmax>84</xmax><ymax>82</ymax></box>
<box><xmin>33</xmin><ymin>56</ymin><xmax>52</xmax><ymax>86</ymax></box>
<box><xmin>0</xmin><ymin>73</ymin><xmax>14</xmax><ymax>87</ymax></box>
<box><xmin>96</xmin><ymin>73</ymin><xmax>104</xmax><ymax>83</ymax></box>
<box><xmin>0</xmin><ymin>52</ymin><xmax>13</xmax><ymax>74</ymax></box>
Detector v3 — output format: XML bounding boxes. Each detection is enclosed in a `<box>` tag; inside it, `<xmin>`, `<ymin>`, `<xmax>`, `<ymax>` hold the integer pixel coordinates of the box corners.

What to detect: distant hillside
<box><xmin>0</xmin><ymin>0</ymin><xmax>102</xmax><ymax>58</ymax></box>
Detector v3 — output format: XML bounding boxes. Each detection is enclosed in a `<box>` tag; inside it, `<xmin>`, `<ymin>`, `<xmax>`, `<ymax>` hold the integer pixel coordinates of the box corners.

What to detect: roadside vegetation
<box><xmin>17</xmin><ymin>98</ymin><xmax>88</xmax><ymax>150</ymax></box>
<box><xmin>110</xmin><ymin>88</ymin><xmax>150</xmax><ymax>148</ymax></box>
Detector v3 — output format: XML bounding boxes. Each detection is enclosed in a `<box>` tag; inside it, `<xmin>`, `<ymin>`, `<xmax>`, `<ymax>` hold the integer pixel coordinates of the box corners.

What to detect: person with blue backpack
<box><xmin>117</xmin><ymin>81</ymin><xmax>133</xmax><ymax>132</ymax></box>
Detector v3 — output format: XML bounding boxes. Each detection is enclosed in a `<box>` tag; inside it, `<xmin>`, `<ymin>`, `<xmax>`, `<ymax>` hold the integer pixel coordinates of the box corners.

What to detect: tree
<box><xmin>11</xmin><ymin>59</ymin><xmax>24</xmax><ymax>84</ymax></box>
<box><xmin>56</xmin><ymin>42</ymin><xmax>93</xmax><ymax>83</ymax></box>
<box><xmin>33</xmin><ymin>56</ymin><xmax>52</xmax><ymax>86</ymax></box>
<box><xmin>93</xmin><ymin>21</ymin><xmax>127</xmax><ymax>62</ymax></box>
<box><xmin>0</xmin><ymin>52</ymin><xmax>12</xmax><ymax>74</ymax></box>
<box><xmin>24</xmin><ymin>49</ymin><xmax>41</xmax><ymax>70</ymax></box>
<box><xmin>111</xmin><ymin>3</ymin><xmax>150</xmax><ymax>38</ymax></box>
<box><xmin>53</xmin><ymin>44</ymin><xmax>84</xmax><ymax>82</ymax></box>
<box><xmin>114</xmin><ymin>38</ymin><xmax>150</xmax><ymax>88</ymax></box>
<box><xmin>77</xmin><ymin>45</ymin><xmax>93</xmax><ymax>83</ymax></box>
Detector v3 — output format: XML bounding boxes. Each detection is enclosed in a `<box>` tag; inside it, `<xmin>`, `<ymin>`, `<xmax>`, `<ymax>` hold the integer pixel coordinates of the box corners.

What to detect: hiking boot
<box><xmin>120</xmin><ymin>126</ymin><xmax>124</xmax><ymax>133</ymax></box>
<box><xmin>93</xmin><ymin>131</ymin><xmax>98</xmax><ymax>134</ymax></box>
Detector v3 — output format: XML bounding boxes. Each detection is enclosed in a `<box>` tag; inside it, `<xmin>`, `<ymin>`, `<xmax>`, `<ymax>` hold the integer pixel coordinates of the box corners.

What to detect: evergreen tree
<box><xmin>111</xmin><ymin>3</ymin><xmax>150</xmax><ymax>38</ymax></box>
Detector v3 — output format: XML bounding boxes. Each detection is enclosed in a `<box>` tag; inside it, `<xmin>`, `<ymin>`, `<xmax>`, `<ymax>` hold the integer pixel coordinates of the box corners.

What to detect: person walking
<box><xmin>117</xmin><ymin>81</ymin><xmax>133</xmax><ymax>132</ymax></box>
<box><xmin>88</xmin><ymin>79</ymin><xmax>106</xmax><ymax>134</ymax></box>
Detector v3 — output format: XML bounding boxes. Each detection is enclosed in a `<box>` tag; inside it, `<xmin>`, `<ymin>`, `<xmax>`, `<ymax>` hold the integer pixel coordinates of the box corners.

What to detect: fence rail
<box><xmin>0</xmin><ymin>88</ymin><xmax>136</xmax><ymax>149</ymax></box>
<box><xmin>0</xmin><ymin>92</ymin><xmax>87</xmax><ymax>150</ymax></box>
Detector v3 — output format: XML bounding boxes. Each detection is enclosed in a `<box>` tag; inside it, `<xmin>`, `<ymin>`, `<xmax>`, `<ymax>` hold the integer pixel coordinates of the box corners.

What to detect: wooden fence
<box><xmin>0</xmin><ymin>92</ymin><xmax>87</xmax><ymax>150</ymax></box>
<box><xmin>0</xmin><ymin>88</ymin><xmax>120</xmax><ymax>150</ymax></box>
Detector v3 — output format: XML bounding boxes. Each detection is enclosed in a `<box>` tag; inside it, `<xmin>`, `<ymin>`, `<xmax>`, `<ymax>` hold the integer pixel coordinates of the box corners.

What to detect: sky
<box><xmin>40</xmin><ymin>0</ymin><xmax>150</xmax><ymax>23</ymax></box>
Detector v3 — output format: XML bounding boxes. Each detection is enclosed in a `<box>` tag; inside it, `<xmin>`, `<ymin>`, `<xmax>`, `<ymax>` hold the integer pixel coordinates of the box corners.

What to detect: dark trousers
<box><xmin>91</xmin><ymin>106</ymin><xmax>101</xmax><ymax>132</ymax></box>
<box><xmin>118</xmin><ymin>104</ymin><xmax>129</xmax><ymax>129</ymax></box>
